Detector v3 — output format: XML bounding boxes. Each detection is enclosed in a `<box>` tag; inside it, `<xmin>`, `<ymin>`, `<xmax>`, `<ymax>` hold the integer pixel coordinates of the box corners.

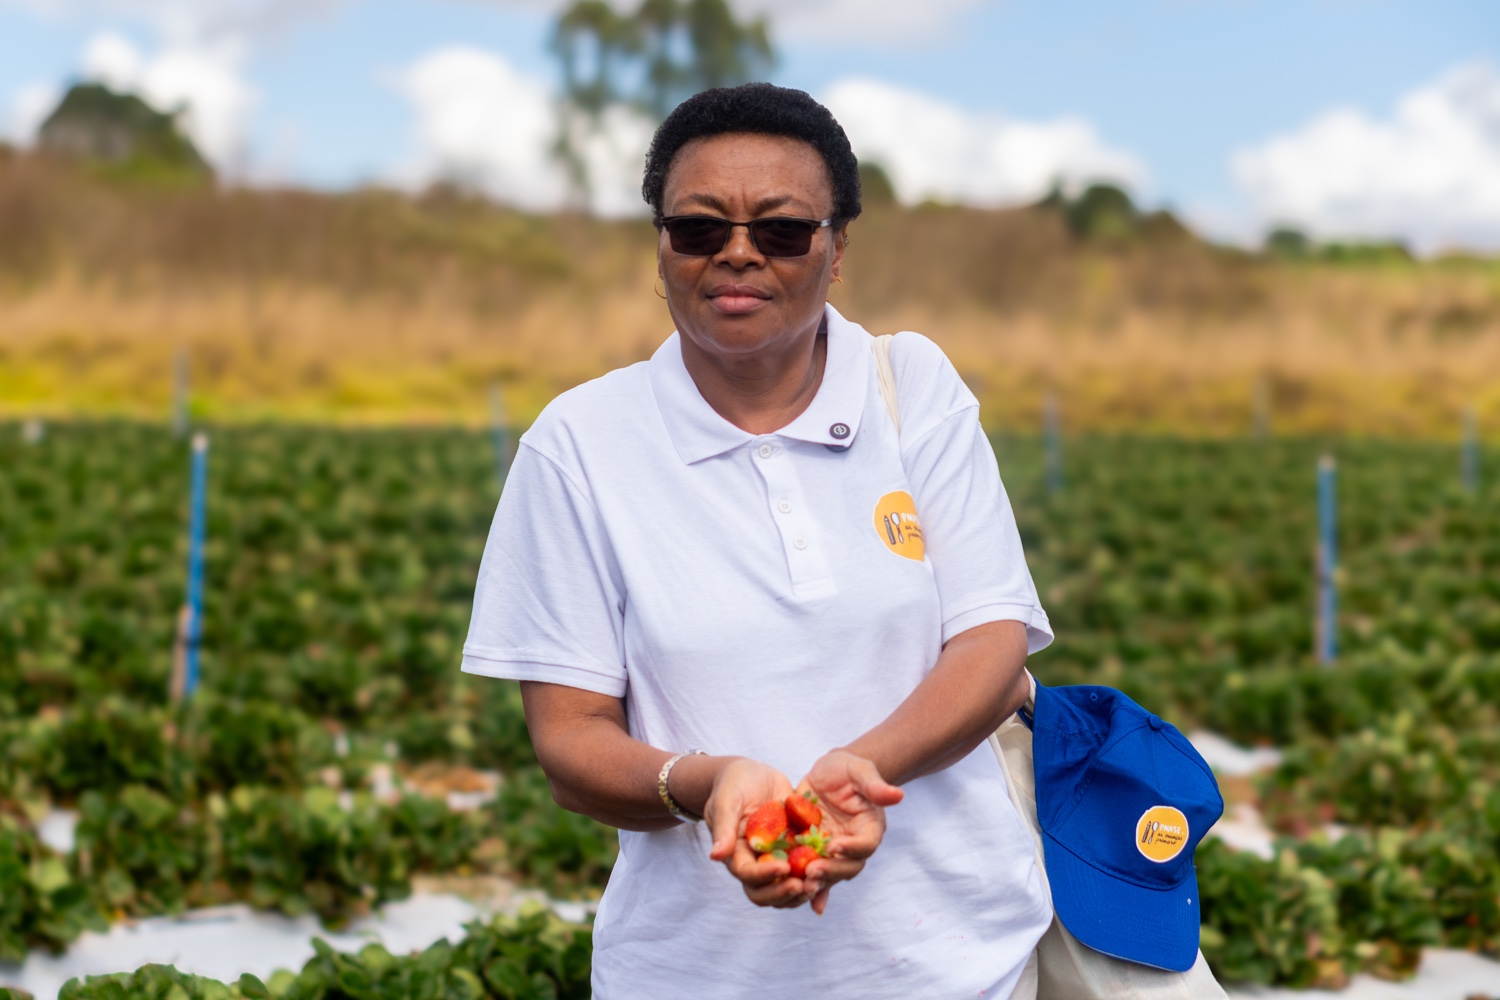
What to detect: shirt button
<box><xmin>778</xmin><ymin>500</ymin><xmax>792</xmax><ymax>514</ymax></box>
<box><xmin>757</xmin><ymin>444</ymin><xmax>773</xmax><ymax>459</ymax></box>
<box><xmin>793</xmin><ymin>537</ymin><xmax>808</xmax><ymax>550</ymax></box>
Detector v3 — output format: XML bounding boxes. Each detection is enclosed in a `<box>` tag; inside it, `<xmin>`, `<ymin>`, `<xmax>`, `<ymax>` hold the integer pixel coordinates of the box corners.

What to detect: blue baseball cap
<box><xmin>1029</xmin><ymin>682</ymin><xmax>1224</xmax><ymax>973</ymax></box>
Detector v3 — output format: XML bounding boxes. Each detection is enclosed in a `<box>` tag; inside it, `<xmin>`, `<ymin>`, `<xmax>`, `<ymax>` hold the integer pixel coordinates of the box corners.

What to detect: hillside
<box><xmin>1</xmin><ymin>147</ymin><xmax>1497</xmax><ymax>435</ymax></box>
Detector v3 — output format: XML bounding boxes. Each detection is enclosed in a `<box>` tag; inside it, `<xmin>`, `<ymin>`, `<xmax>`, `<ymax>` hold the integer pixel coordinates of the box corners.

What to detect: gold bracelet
<box><xmin>658</xmin><ymin>750</ymin><xmax>706</xmax><ymax>823</ymax></box>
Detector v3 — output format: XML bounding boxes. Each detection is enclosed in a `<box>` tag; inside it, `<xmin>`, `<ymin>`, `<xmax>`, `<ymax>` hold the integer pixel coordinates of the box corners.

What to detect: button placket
<box><xmin>749</xmin><ymin>439</ymin><xmax>833</xmax><ymax>596</ymax></box>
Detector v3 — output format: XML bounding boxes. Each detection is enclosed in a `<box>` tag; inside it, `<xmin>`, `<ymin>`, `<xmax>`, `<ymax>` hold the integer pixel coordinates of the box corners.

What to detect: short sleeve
<box><xmin>461</xmin><ymin>442</ymin><xmax>628</xmax><ymax>697</ymax></box>
<box><xmin>894</xmin><ymin>343</ymin><xmax>1053</xmax><ymax>653</ymax></box>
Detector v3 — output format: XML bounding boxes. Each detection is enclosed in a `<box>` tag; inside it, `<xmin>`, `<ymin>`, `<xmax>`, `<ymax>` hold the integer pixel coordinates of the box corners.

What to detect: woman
<box><xmin>463</xmin><ymin>82</ymin><xmax>1053</xmax><ymax>998</ymax></box>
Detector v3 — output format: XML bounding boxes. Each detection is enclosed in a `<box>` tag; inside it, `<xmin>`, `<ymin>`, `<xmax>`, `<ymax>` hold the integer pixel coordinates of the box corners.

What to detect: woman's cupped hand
<box><xmin>706</xmin><ymin>758</ymin><xmax>805</xmax><ymax>909</ymax></box>
<box><xmin>707</xmin><ymin>752</ymin><xmax>903</xmax><ymax>915</ymax></box>
<box><xmin>796</xmin><ymin>750</ymin><xmax>903</xmax><ymax>914</ymax></box>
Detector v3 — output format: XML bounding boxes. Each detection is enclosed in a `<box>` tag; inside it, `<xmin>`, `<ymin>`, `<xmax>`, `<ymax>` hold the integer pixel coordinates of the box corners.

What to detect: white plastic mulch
<box><xmin>1227</xmin><ymin>949</ymin><xmax>1500</xmax><ymax>999</ymax></box>
<box><xmin>1188</xmin><ymin>731</ymin><xmax>1284</xmax><ymax>777</ymax></box>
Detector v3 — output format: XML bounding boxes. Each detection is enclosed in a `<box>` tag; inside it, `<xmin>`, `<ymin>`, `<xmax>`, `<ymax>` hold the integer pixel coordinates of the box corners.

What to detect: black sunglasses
<box><xmin>659</xmin><ymin>215</ymin><xmax>833</xmax><ymax>258</ymax></box>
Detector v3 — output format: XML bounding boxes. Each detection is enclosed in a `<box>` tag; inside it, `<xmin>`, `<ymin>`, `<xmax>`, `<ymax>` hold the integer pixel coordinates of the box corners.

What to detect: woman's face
<box><xmin>658</xmin><ymin>132</ymin><xmax>845</xmax><ymax>361</ymax></box>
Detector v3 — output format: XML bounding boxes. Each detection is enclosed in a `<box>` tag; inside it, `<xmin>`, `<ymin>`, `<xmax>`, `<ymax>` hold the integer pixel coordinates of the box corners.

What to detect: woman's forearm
<box><xmin>518</xmin><ymin>680</ymin><xmax>738</xmax><ymax>831</ymax></box>
<box><xmin>841</xmin><ymin>620</ymin><xmax>1030</xmax><ymax>786</ymax></box>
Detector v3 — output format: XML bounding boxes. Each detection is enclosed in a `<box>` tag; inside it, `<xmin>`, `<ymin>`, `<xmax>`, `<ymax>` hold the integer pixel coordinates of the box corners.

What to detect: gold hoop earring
<box><xmin>831</xmin><ymin>273</ymin><xmax>844</xmax><ymax>285</ymax></box>
<box><xmin>654</xmin><ymin>275</ymin><xmax>667</xmax><ymax>300</ymax></box>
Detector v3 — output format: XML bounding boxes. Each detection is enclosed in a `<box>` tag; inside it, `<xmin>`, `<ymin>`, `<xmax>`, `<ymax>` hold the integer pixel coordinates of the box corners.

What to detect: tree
<box><xmin>37</xmin><ymin>83</ymin><xmax>211</xmax><ymax>185</ymax></box>
<box><xmin>858</xmin><ymin>161</ymin><xmax>897</xmax><ymax>206</ymax></box>
<box><xmin>1065</xmin><ymin>183</ymin><xmax>1136</xmax><ymax>241</ymax></box>
<box><xmin>1033</xmin><ymin>181</ymin><xmax>1144</xmax><ymax>242</ymax></box>
<box><xmin>550</xmin><ymin>0</ymin><xmax>774</xmax><ymax>203</ymax></box>
<box><xmin>1264</xmin><ymin>227</ymin><xmax>1311</xmax><ymax>260</ymax></box>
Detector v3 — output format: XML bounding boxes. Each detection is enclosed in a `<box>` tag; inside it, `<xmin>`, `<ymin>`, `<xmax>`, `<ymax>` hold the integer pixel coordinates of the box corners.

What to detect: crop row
<box><xmin>6</xmin><ymin>817</ymin><xmax>1496</xmax><ymax>995</ymax></box>
<box><xmin>0</xmin><ymin>690</ymin><xmax>534</xmax><ymax>807</ymax></box>
<box><xmin>1000</xmin><ymin>434</ymin><xmax>1500</xmax><ymax>674</ymax></box>
<box><xmin>0</xmin><ymin>909</ymin><xmax>591</xmax><ymax>1000</ymax></box>
<box><xmin>1198</xmin><ymin>811</ymin><xmax>1500</xmax><ymax>988</ymax></box>
<box><xmin>2</xmin><ymin>423</ymin><xmax>498</xmax><ymax>723</ymax></box>
<box><xmin>0</xmin><ymin>767</ymin><xmax>615</xmax><ymax>962</ymax></box>
<box><xmin>5</xmin><ymin>427</ymin><xmax>1496</xmax><ymax>726</ymax></box>
<box><xmin>1260</xmin><ymin>713</ymin><xmax>1500</xmax><ymax>832</ymax></box>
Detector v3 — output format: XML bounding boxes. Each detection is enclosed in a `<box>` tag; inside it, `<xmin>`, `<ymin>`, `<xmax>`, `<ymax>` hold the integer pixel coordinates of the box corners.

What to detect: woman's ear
<box><xmin>831</xmin><ymin>222</ymin><xmax>850</xmax><ymax>275</ymax></box>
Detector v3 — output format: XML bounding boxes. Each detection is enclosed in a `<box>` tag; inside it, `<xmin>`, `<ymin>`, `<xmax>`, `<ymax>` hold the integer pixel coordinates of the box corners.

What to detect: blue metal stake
<box><xmin>490</xmin><ymin>383</ymin><xmax>512</xmax><ymax>486</ymax></box>
<box><xmin>1044</xmin><ymin>392</ymin><xmax>1063</xmax><ymax>495</ymax></box>
<box><xmin>1462</xmin><ymin>405</ymin><xmax>1479</xmax><ymax>493</ymax></box>
<box><xmin>1316</xmin><ymin>454</ymin><xmax>1337</xmax><ymax>665</ymax></box>
<box><xmin>183</xmin><ymin>432</ymin><xmax>209</xmax><ymax>696</ymax></box>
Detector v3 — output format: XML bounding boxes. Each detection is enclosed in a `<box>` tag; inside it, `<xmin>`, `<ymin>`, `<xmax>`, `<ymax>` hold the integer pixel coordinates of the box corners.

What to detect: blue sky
<box><xmin>3</xmin><ymin>0</ymin><xmax>1499</xmax><ymax>248</ymax></box>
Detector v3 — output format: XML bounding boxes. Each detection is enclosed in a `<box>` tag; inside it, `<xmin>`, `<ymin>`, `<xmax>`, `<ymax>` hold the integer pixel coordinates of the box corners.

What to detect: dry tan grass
<box><xmin>2</xmin><ymin>151</ymin><xmax>1498</xmax><ymax>436</ymax></box>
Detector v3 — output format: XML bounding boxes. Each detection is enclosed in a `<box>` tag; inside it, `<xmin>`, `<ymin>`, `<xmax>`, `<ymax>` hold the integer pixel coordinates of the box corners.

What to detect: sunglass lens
<box><xmin>752</xmin><ymin>220</ymin><xmax>816</xmax><ymax>257</ymax></box>
<box><xmin>667</xmin><ymin>218</ymin><xmax>730</xmax><ymax>255</ymax></box>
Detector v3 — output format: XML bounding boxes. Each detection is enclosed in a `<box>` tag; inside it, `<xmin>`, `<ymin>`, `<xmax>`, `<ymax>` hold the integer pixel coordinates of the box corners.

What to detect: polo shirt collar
<box><xmin>648</xmin><ymin>304</ymin><xmax>871</xmax><ymax>465</ymax></box>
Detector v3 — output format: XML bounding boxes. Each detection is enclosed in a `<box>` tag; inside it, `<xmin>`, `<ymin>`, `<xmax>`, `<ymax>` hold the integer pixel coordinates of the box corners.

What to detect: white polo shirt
<box><xmin>463</xmin><ymin>304</ymin><xmax>1053</xmax><ymax>999</ymax></box>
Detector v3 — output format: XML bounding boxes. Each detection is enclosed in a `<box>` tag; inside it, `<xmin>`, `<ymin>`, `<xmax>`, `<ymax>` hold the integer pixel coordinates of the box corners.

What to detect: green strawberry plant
<box><xmin>0</xmin><ymin>816</ymin><xmax>104</xmax><ymax>960</ymax></box>
<box><xmin>72</xmin><ymin>785</ymin><xmax>213</xmax><ymax>916</ymax></box>
<box><xmin>487</xmin><ymin>768</ymin><xmax>617</xmax><ymax>898</ymax></box>
<box><xmin>1196</xmin><ymin>839</ymin><xmax>1347</xmax><ymax>989</ymax></box>
<box><xmin>53</xmin><ymin>910</ymin><xmax>592</xmax><ymax>1000</ymax></box>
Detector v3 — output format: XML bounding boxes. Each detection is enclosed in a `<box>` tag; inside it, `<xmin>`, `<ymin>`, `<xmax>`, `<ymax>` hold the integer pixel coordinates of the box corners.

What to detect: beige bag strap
<box><xmin>872</xmin><ymin>334</ymin><xmax>901</xmax><ymax>436</ymax></box>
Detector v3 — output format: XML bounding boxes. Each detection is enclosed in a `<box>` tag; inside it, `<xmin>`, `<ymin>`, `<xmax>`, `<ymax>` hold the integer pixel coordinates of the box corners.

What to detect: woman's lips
<box><xmin>707</xmin><ymin>285</ymin><xmax>771</xmax><ymax>315</ymax></box>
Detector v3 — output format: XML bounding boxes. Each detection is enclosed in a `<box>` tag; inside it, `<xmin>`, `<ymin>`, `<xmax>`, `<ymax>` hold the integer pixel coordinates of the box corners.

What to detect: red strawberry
<box><xmin>745</xmin><ymin>800</ymin><xmax>789</xmax><ymax>854</ymax></box>
<box><xmin>784</xmin><ymin>791</ymin><xmax>822</xmax><ymax>833</ymax></box>
<box><xmin>786</xmin><ymin>844</ymin><xmax>821</xmax><ymax>878</ymax></box>
<box><xmin>795</xmin><ymin>825</ymin><xmax>832</xmax><ymax>857</ymax></box>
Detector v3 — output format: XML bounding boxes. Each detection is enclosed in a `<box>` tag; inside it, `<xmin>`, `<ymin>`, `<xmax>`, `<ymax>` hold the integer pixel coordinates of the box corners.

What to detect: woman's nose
<box><xmin>718</xmin><ymin>224</ymin><xmax>764</xmax><ymax>265</ymax></box>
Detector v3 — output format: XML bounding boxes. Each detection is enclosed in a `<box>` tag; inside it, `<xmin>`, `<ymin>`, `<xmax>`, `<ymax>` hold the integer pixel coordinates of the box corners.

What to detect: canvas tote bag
<box><xmin>872</xmin><ymin>334</ymin><xmax>1228</xmax><ymax>1000</ymax></box>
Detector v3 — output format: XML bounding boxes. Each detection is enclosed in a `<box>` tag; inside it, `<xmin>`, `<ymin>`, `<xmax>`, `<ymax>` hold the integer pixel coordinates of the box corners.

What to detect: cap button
<box><xmin>1148</xmin><ymin>714</ymin><xmax>1164</xmax><ymax>731</ymax></box>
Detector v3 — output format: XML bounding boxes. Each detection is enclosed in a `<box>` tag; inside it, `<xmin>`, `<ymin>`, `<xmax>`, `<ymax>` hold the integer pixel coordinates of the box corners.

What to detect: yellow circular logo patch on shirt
<box><xmin>873</xmin><ymin>491</ymin><xmax>925</xmax><ymax>561</ymax></box>
<box><xmin>1136</xmin><ymin>806</ymin><xmax>1190</xmax><ymax>863</ymax></box>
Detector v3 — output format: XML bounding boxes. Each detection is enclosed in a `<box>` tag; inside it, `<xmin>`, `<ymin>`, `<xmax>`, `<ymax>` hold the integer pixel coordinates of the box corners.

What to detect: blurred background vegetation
<box><xmin>0</xmin><ymin>0</ymin><xmax>1496</xmax><ymax>438</ymax></box>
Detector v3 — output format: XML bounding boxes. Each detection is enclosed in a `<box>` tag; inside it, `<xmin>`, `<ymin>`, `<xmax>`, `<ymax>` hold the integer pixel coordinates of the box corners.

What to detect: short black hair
<box><xmin>641</xmin><ymin>82</ymin><xmax>861</xmax><ymax>227</ymax></box>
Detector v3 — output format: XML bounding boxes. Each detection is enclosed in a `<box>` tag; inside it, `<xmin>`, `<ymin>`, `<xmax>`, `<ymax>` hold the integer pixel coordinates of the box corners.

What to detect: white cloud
<box><xmin>82</xmin><ymin>29</ymin><xmax>145</xmax><ymax>89</ymax></box>
<box><xmin>822</xmin><ymin>77</ymin><xmax>1147</xmax><ymax>208</ymax></box>
<box><xmin>77</xmin><ymin>29</ymin><xmax>259</xmax><ymax>171</ymax></box>
<box><xmin>9</xmin><ymin>1</ymin><xmax>322</xmax><ymax>174</ymax></box>
<box><xmin>474</xmin><ymin>0</ymin><xmax>979</xmax><ymax>44</ymax></box>
<box><xmin>742</xmin><ymin>0</ymin><xmax>982</xmax><ymax>43</ymax></box>
<box><xmin>389</xmin><ymin>54</ymin><xmax>1144</xmax><ymax>217</ymax></box>
<box><xmin>1231</xmin><ymin>61</ymin><xmax>1500</xmax><ymax>252</ymax></box>
<box><xmin>565</xmin><ymin>103</ymin><xmax>656</xmax><ymax>216</ymax></box>
<box><xmin>389</xmin><ymin>45</ymin><xmax>652</xmax><ymax>216</ymax></box>
<box><xmin>138</xmin><ymin>42</ymin><xmax>258</xmax><ymax>169</ymax></box>
<box><xmin>6</xmin><ymin>0</ymin><xmax>343</xmax><ymax>46</ymax></box>
<box><xmin>4</xmin><ymin>81</ymin><xmax>62</xmax><ymax>144</ymax></box>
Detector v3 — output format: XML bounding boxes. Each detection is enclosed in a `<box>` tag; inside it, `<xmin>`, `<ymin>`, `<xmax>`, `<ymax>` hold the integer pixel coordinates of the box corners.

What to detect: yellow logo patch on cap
<box><xmin>873</xmin><ymin>491</ymin><xmax>924</xmax><ymax>561</ymax></box>
<box><xmin>1135</xmin><ymin>806</ymin><xmax>1190</xmax><ymax>863</ymax></box>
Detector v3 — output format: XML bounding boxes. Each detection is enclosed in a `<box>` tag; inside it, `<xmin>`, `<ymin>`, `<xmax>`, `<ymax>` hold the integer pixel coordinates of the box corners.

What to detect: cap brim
<box><xmin>1042</xmin><ymin>830</ymin><xmax>1201</xmax><ymax>973</ymax></box>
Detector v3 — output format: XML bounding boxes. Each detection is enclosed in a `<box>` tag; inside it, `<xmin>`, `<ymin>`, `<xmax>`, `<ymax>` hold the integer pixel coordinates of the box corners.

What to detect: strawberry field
<box><xmin>1</xmin><ymin>422</ymin><xmax>1497</xmax><ymax>995</ymax></box>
